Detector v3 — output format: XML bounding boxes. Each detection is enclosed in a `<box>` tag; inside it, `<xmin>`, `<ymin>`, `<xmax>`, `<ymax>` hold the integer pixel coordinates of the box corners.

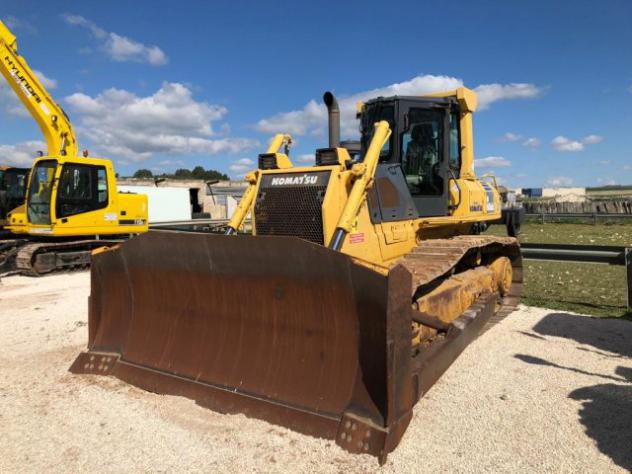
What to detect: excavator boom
<box><xmin>0</xmin><ymin>20</ymin><xmax>77</xmax><ymax>157</ymax></box>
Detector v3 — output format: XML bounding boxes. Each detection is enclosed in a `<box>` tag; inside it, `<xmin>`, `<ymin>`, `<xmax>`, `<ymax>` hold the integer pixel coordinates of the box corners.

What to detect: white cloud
<box><xmin>551</xmin><ymin>135</ymin><xmax>604</xmax><ymax>152</ymax></box>
<box><xmin>0</xmin><ymin>140</ymin><xmax>46</xmax><ymax>166</ymax></box>
<box><xmin>522</xmin><ymin>137</ymin><xmax>541</xmax><ymax>149</ymax></box>
<box><xmin>551</xmin><ymin>136</ymin><xmax>583</xmax><ymax>152</ymax></box>
<box><xmin>581</xmin><ymin>134</ymin><xmax>604</xmax><ymax>145</ymax></box>
<box><xmin>474</xmin><ymin>83</ymin><xmax>542</xmax><ymax>111</ymax></box>
<box><xmin>64</xmin><ymin>82</ymin><xmax>256</xmax><ymax>162</ymax></box>
<box><xmin>546</xmin><ymin>176</ymin><xmax>574</xmax><ymax>186</ymax></box>
<box><xmin>623</xmin><ymin>164</ymin><xmax>632</xmax><ymax>171</ymax></box>
<box><xmin>598</xmin><ymin>160</ymin><xmax>611</xmax><ymax>165</ymax></box>
<box><xmin>474</xmin><ymin>156</ymin><xmax>511</xmax><ymax>168</ymax></box>
<box><xmin>499</xmin><ymin>132</ymin><xmax>522</xmax><ymax>142</ymax></box>
<box><xmin>256</xmin><ymin>75</ymin><xmax>543</xmax><ymax>138</ymax></box>
<box><xmin>157</xmin><ymin>159</ymin><xmax>185</xmax><ymax>167</ymax></box>
<box><xmin>62</xmin><ymin>14</ymin><xmax>168</xmax><ymax>66</ymax></box>
<box><xmin>295</xmin><ymin>153</ymin><xmax>315</xmax><ymax>164</ymax></box>
<box><xmin>228</xmin><ymin>158</ymin><xmax>254</xmax><ymax>177</ymax></box>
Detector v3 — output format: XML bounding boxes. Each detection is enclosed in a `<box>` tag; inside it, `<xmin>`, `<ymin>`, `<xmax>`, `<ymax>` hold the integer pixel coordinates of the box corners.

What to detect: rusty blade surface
<box><xmin>71</xmin><ymin>231</ymin><xmax>415</xmax><ymax>460</ymax></box>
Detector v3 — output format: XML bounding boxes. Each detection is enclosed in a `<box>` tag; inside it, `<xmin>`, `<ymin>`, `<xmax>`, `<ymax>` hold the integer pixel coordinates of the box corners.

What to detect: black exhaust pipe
<box><xmin>323</xmin><ymin>91</ymin><xmax>340</xmax><ymax>148</ymax></box>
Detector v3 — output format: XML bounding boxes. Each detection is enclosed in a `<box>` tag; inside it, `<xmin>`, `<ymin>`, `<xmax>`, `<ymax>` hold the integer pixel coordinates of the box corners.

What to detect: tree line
<box><xmin>132</xmin><ymin>166</ymin><xmax>229</xmax><ymax>181</ymax></box>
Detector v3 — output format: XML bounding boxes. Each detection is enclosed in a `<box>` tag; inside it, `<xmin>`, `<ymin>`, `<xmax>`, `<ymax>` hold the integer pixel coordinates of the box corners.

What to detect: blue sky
<box><xmin>1</xmin><ymin>0</ymin><xmax>631</xmax><ymax>187</ymax></box>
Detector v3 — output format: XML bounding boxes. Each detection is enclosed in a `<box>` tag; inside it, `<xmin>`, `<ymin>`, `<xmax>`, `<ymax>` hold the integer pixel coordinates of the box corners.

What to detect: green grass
<box><xmin>485</xmin><ymin>223</ymin><xmax>631</xmax><ymax>317</ymax></box>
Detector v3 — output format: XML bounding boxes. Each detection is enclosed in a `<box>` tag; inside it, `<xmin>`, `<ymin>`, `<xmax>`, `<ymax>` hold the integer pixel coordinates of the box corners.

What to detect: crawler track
<box><xmin>401</xmin><ymin>235</ymin><xmax>522</xmax><ymax>328</ymax></box>
<box><xmin>1</xmin><ymin>239</ymin><xmax>123</xmax><ymax>276</ymax></box>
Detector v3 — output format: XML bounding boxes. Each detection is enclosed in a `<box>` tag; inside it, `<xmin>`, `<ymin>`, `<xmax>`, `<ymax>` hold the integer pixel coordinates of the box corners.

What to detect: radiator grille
<box><xmin>254</xmin><ymin>172</ymin><xmax>330</xmax><ymax>245</ymax></box>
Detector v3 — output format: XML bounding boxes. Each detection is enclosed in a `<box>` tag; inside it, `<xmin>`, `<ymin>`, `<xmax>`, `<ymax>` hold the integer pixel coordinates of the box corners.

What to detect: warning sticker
<box><xmin>349</xmin><ymin>233</ymin><xmax>365</xmax><ymax>244</ymax></box>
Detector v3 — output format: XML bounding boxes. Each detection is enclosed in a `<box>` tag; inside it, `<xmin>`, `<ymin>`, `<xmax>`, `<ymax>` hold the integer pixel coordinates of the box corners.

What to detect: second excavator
<box><xmin>0</xmin><ymin>20</ymin><xmax>148</xmax><ymax>275</ymax></box>
<box><xmin>72</xmin><ymin>87</ymin><xmax>522</xmax><ymax>463</ymax></box>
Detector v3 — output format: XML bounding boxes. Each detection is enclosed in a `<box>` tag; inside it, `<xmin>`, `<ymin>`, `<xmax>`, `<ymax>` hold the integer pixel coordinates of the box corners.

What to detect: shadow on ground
<box><xmin>531</xmin><ymin>312</ymin><xmax>632</xmax><ymax>357</ymax></box>
<box><xmin>516</xmin><ymin>311</ymin><xmax>632</xmax><ymax>471</ymax></box>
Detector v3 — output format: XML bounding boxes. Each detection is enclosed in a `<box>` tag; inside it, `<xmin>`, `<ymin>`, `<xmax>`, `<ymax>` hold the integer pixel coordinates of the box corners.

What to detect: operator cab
<box><xmin>360</xmin><ymin>96</ymin><xmax>461</xmax><ymax>219</ymax></box>
<box><xmin>25</xmin><ymin>158</ymin><xmax>109</xmax><ymax>225</ymax></box>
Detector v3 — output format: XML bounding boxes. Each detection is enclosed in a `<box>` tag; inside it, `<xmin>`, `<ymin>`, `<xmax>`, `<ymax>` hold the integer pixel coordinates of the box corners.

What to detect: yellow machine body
<box><xmin>72</xmin><ymin>88</ymin><xmax>521</xmax><ymax>463</ymax></box>
<box><xmin>0</xmin><ymin>19</ymin><xmax>148</xmax><ymax>239</ymax></box>
<box><xmin>6</xmin><ymin>155</ymin><xmax>147</xmax><ymax>236</ymax></box>
<box><xmin>230</xmin><ymin>87</ymin><xmax>503</xmax><ymax>272</ymax></box>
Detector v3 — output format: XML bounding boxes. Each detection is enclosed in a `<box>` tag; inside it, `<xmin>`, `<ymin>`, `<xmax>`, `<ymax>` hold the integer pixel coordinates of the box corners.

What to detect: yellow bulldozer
<box><xmin>72</xmin><ymin>87</ymin><xmax>522</xmax><ymax>462</ymax></box>
<box><xmin>0</xmin><ymin>20</ymin><xmax>148</xmax><ymax>275</ymax></box>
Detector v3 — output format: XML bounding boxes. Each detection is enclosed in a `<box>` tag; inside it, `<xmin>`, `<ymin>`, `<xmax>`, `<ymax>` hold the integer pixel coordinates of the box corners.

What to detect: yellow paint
<box><xmin>0</xmin><ymin>20</ymin><xmax>148</xmax><ymax>238</ymax></box>
<box><xmin>229</xmin><ymin>88</ymin><xmax>503</xmax><ymax>272</ymax></box>
<box><xmin>7</xmin><ymin>156</ymin><xmax>148</xmax><ymax>236</ymax></box>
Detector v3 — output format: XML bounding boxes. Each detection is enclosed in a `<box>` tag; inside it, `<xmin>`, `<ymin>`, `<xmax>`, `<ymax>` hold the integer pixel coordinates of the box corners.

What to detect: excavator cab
<box><xmin>7</xmin><ymin>156</ymin><xmax>148</xmax><ymax>236</ymax></box>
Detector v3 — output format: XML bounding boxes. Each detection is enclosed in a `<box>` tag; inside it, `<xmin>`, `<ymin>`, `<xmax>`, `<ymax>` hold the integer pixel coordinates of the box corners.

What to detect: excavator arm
<box><xmin>0</xmin><ymin>20</ymin><xmax>77</xmax><ymax>157</ymax></box>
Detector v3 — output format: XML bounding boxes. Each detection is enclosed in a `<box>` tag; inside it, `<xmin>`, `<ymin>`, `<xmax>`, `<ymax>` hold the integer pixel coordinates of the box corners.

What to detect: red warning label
<box><xmin>349</xmin><ymin>233</ymin><xmax>365</xmax><ymax>244</ymax></box>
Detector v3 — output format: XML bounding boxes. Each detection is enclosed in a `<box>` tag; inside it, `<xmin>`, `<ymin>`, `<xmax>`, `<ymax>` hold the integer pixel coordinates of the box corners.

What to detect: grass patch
<box><xmin>486</xmin><ymin>223</ymin><xmax>631</xmax><ymax>317</ymax></box>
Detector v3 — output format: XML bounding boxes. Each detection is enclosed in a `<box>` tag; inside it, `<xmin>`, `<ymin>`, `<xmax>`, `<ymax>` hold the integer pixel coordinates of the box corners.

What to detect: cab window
<box><xmin>449</xmin><ymin>112</ymin><xmax>461</xmax><ymax>175</ymax></box>
<box><xmin>402</xmin><ymin>108</ymin><xmax>443</xmax><ymax>195</ymax></box>
<box><xmin>56</xmin><ymin>164</ymin><xmax>108</xmax><ymax>218</ymax></box>
<box><xmin>361</xmin><ymin>105</ymin><xmax>395</xmax><ymax>162</ymax></box>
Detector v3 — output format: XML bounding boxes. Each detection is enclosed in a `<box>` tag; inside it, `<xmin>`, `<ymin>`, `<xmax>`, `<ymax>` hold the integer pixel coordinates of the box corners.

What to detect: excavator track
<box><xmin>6</xmin><ymin>239</ymin><xmax>123</xmax><ymax>276</ymax></box>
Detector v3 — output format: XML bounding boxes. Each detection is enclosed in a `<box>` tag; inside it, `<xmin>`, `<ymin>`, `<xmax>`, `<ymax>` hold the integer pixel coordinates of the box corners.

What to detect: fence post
<box><xmin>541</xmin><ymin>212</ymin><xmax>545</xmax><ymax>225</ymax></box>
<box><xmin>626</xmin><ymin>248</ymin><xmax>632</xmax><ymax>313</ymax></box>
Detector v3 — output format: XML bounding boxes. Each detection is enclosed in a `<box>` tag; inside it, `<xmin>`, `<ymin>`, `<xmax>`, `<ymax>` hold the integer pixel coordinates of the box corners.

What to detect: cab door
<box><xmin>54</xmin><ymin>162</ymin><xmax>112</xmax><ymax>231</ymax></box>
<box><xmin>398</xmin><ymin>101</ymin><xmax>450</xmax><ymax>217</ymax></box>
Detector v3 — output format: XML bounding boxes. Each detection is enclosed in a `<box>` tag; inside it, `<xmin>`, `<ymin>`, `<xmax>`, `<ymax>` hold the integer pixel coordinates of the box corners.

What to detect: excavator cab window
<box><xmin>401</xmin><ymin>108</ymin><xmax>444</xmax><ymax>196</ymax></box>
<box><xmin>56</xmin><ymin>163</ymin><xmax>108</xmax><ymax>218</ymax></box>
<box><xmin>27</xmin><ymin>160</ymin><xmax>57</xmax><ymax>225</ymax></box>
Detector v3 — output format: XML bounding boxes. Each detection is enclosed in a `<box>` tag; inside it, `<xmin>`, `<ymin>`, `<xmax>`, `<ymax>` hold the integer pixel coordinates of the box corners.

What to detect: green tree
<box><xmin>191</xmin><ymin>166</ymin><xmax>206</xmax><ymax>179</ymax></box>
<box><xmin>133</xmin><ymin>169</ymin><xmax>153</xmax><ymax>179</ymax></box>
<box><xmin>174</xmin><ymin>168</ymin><xmax>192</xmax><ymax>179</ymax></box>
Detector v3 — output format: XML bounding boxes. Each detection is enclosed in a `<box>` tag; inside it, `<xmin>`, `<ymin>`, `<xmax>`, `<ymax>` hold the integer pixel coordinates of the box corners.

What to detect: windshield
<box><xmin>361</xmin><ymin>104</ymin><xmax>395</xmax><ymax>162</ymax></box>
<box><xmin>27</xmin><ymin>160</ymin><xmax>57</xmax><ymax>225</ymax></box>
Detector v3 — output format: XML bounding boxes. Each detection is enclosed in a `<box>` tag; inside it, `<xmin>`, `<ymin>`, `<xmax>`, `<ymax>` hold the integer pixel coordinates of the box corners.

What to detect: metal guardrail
<box><xmin>525</xmin><ymin>212</ymin><xmax>632</xmax><ymax>224</ymax></box>
<box><xmin>521</xmin><ymin>243</ymin><xmax>632</xmax><ymax>311</ymax></box>
<box><xmin>149</xmin><ymin>218</ymin><xmax>230</xmax><ymax>228</ymax></box>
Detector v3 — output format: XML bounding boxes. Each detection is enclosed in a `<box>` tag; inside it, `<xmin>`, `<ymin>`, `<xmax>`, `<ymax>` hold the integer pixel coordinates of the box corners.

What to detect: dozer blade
<box><xmin>71</xmin><ymin>231</ymin><xmax>416</xmax><ymax>461</ymax></box>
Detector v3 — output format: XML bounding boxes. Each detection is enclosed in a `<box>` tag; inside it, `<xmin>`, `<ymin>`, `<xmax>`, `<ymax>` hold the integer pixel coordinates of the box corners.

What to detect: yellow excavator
<box><xmin>72</xmin><ymin>86</ymin><xmax>522</xmax><ymax>462</ymax></box>
<box><xmin>0</xmin><ymin>20</ymin><xmax>148</xmax><ymax>275</ymax></box>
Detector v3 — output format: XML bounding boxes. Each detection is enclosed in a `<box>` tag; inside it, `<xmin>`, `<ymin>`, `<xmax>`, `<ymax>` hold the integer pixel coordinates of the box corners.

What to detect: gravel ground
<box><xmin>1</xmin><ymin>272</ymin><xmax>630</xmax><ymax>473</ymax></box>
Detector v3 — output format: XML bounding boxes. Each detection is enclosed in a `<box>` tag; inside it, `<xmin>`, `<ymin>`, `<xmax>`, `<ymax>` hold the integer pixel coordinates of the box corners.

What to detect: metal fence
<box><xmin>520</xmin><ymin>243</ymin><xmax>632</xmax><ymax>311</ymax></box>
<box><xmin>525</xmin><ymin>212</ymin><xmax>632</xmax><ymax>224</ymax></box>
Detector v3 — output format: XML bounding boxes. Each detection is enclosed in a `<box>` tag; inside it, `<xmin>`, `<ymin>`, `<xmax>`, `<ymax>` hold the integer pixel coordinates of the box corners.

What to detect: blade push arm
<box><xmin>329</xmin><ymin>120</ymin><xmax>391</xmax><ymax>250</ymax></box>
<box><xmin>0</xmin><ymin>20</ymin><xmax>78</xmax><ymax>157</ymax></box>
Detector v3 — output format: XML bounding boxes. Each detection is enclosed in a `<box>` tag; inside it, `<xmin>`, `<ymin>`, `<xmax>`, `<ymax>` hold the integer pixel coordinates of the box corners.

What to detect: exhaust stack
<box><xmin>323</xmin><ymin>91</ymin><xmax>340</xmax><ymax>148</ymax></box>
